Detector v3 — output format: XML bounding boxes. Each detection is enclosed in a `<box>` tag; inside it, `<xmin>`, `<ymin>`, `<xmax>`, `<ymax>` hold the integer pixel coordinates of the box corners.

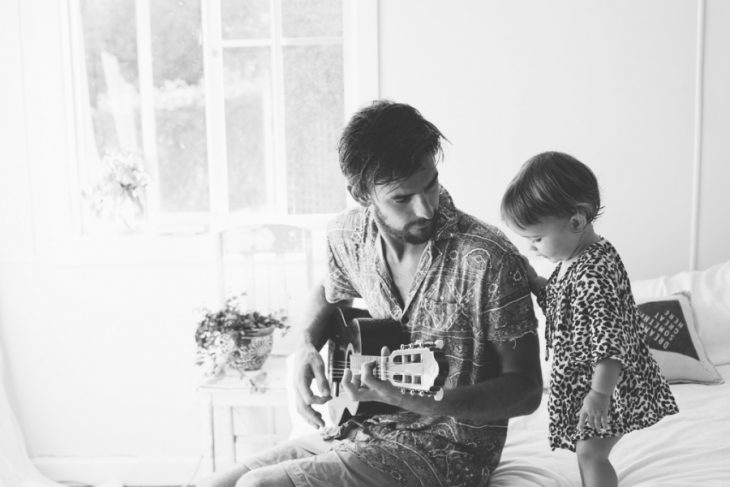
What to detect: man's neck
<box><xmin>379</xmin><ymin>232</ymin><xmax>428</xmax><ymax>263</ymax></box>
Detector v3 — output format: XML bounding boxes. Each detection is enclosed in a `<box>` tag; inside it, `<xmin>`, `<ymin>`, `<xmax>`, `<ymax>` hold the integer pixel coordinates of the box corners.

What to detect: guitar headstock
<box><xmin>386</xmin><ymin>340</ymin><xmax>446</xmax><ymax>400</ymax></box>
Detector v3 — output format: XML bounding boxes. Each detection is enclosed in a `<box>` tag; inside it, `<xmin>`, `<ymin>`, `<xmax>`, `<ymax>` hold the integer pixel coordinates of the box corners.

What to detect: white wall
<box><xmin>1</xmin><ymin>0</ymin><xmax>729</xmax><ymax>485</ymax></box>
<box><xmin>379</xmin><ymin>0</ymin><xmax>730</xmax><ymax>279</ymax></box>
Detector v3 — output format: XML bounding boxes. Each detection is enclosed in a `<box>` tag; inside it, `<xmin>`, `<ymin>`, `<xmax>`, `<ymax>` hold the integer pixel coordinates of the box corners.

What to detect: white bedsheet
<box><xmin>491</xmin><ymin>364</ymin><xmax>730</xmax><ymax>486</ymax></box>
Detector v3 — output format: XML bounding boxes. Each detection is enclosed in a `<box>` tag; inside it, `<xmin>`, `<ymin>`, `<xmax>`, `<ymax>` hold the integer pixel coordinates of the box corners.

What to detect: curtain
<box><xmin>0</xmin><ymin>346</ymin><xmax>64</xmax><ymax>487</ymax></box>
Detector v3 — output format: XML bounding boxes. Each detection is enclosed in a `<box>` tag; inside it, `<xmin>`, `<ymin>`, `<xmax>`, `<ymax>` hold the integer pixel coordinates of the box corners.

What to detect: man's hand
<box><xmin>342</xmin><ymin>346</ymin><xmax>400</xmax><ymax>405</ymax></box>
<box><xmin>293</xmin><ymin>342</ymin><xmax>332</xmax><ymax>428</ymax></box>
<box><xmin>577</xmin><ymin>389</ymin><xmax>611</xmax><ymax>434</ymax></box>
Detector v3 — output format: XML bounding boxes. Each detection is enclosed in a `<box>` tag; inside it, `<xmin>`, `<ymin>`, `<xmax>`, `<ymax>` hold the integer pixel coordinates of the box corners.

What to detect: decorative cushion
<box><xmin>636</xmin><ymin>293</ymin><xmax>723</xmax><ymax>384</ymax></box>
<box><xmin>632</xmin><ymin>260</ymin><xmax>730</xmax><ymax>365</ymax></box>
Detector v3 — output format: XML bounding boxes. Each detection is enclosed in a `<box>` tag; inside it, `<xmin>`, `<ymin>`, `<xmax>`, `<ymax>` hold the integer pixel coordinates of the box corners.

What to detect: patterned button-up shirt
<box><xmin>323</xmin><ymin>187</ymin><xmax>537</xmax><ymax>487</ymax></box>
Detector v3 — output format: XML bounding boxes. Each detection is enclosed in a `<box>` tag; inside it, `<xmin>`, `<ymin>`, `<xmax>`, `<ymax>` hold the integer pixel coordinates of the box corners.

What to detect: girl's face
<box><xmin>510</xmin><ymin>216</ymin><xmax>583</xmax><ymax>263</ymax></box>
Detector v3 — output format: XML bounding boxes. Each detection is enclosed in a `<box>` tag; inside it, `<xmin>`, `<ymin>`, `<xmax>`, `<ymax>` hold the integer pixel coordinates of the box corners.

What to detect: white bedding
<box><xmin>491</xmin><ymin>364</ymin><xmax>730</xmax><ymax>486</ymax></box>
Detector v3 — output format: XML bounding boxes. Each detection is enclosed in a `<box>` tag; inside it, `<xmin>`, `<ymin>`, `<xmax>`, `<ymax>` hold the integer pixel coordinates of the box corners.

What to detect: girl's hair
<box><xmin>501</xmin><ymin>151</ymin><xmax>603</xmax><ymax>228</ymax></box>
<box><xmin>338</xmin><ymin>100</ymin><xmax>447</xmax><ymax>203</ymax></box>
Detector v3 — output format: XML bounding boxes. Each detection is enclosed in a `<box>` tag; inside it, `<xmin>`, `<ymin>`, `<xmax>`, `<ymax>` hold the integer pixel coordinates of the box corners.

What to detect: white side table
<box><xmin>197</xmin><ymin>353</ymin><xmax>292</xmax><ymax>472</ymax></box>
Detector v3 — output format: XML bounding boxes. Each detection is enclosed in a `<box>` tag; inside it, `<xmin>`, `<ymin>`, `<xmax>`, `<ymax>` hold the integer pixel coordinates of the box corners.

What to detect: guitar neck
<box><xmin>349</xmin><ymin>354</ymin><xmax>385</xmax><ymax>370</ymax></box>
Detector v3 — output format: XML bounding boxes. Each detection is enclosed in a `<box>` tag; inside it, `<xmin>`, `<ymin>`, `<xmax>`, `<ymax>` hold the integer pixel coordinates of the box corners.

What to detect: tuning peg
<box><xmin>433</xmin><ymin>388</ymin><xmax>444</xmax><ymax>401</ymax></box>
<box><xmin>400</xmin><ymin>344</ymin><xmax>406</xmax><ymax>350</ymax></box>
<box><xmin>418</xmin><ymin>391</ymin><xmax>426</xmax><ymax>397</ymax></box>
<box><xmin>434</xmin><ymin>339</ymin><xmax>444</xmax><ymax>349</ymax></box>
<box><xmin>414</xmin><ymin>339</ymin><xmax>423</xmax><ymax>347</ymax></box>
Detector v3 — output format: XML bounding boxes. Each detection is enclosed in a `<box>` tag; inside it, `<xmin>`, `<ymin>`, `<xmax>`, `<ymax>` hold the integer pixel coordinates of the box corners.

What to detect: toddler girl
<box><xmin>501</xmin><ymin>151</ymin><xmax>678</xmax><ymax>487</ymax></box>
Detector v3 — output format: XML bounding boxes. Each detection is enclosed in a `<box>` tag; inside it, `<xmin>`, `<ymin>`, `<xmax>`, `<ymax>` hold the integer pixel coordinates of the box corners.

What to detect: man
<box><xmin>198</xmin><ymin>100</ymin><xmax>542</xmax><ymax>487</ymax></box>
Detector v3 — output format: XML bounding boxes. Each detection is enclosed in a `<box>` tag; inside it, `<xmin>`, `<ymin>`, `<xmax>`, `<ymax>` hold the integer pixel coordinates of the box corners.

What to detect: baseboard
<box><xmin>33</xmin><ymin>455</ymin><xmax>211</xmax><ymax>486</ymax></box>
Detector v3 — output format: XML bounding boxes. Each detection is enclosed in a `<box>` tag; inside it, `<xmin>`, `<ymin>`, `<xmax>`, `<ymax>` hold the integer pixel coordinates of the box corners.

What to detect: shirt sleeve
<box><xmin>483</xmin><ymin>252</ymin><xmax>538</xmax><ymax>342</ymax></box>
<box><xmin>573</xmin><ymin>269</ymin><xmax>637</xmax><ymax>370</ymax></box>
<box><xmin>323</xmin><ymin>233</ymin><xmax>361</xmax><ymax>303</ymax></box>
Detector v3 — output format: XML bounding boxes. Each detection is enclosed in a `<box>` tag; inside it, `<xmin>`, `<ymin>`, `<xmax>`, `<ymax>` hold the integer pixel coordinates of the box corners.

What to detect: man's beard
<box><xmin>373</xmin><ymin>206</ymin><xmax>437</xmax><ymax>245</ymax></box>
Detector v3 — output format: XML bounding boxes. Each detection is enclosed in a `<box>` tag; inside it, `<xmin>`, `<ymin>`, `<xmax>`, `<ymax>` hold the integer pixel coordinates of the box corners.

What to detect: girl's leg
<box><xmin>575</xmin><ymin>436</ymin><xmax>622</xmax><ymax>487</ymax></box>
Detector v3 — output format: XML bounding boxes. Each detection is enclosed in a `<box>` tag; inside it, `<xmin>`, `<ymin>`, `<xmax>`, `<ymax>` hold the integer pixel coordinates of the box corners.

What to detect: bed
<box><xmin>286</xmin><ymin>260</ymin><xmax>730</xmax><ymax>486</ymax></box>
<box><xmin>492</xmin><ymin>364</ymin><xmax>730</xmax><ymax>486</ymax></box>
<box><xmin>492</xmin><ymin>260</ymin><xmax>730</xmax><ymax>486</ymax></box>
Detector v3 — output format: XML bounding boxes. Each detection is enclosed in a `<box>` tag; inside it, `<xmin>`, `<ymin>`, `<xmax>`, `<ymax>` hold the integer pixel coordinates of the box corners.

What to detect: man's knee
<box><xmin>234</xmin><ymin>465</ymin><xmax>294</xmax><ymax>487</ymax></box>
<box><xmin>196</xmin><ymin>464</ymin><xmax>250</xmax><ymax>487</ymax></box>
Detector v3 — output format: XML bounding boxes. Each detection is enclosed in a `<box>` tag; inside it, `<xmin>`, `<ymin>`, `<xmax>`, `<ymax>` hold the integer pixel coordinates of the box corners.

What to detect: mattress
<box><xmin>491</xmin><ymin>364</ymin><xmax>730</xmax><ymax>486</ymax></box>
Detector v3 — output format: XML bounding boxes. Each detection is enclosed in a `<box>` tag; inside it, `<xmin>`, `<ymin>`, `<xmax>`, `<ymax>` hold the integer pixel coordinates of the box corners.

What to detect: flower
<box><xmin>194</xmin><ymin>294</ymin><xmax>289</xmax><ymax>377</ymax></box>
<box><xmin>84</xmin><ymin>150</ymin><xmax>150</xmax><ymax>228</ymax></box>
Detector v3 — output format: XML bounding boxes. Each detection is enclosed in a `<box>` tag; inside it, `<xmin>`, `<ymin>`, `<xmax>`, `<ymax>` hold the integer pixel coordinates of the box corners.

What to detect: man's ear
<box><xmin>347</xmin><ymin>185</ymin><xmax>370</xmax><ymax>207</ymax></box>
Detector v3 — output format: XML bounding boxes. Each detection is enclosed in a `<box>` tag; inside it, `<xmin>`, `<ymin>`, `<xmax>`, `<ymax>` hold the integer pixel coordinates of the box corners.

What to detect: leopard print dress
<box><xmin>537</xmin><ymin>238</ymin><xmax>679</xmax><ymax>451</ymax></box>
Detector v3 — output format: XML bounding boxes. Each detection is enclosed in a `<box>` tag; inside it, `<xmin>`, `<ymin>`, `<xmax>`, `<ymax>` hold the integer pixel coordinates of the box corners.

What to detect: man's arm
<box><xmin>292</xmin><ymin>281</ymin><xmax>352</xmax><ymax>428</ymax></box>
<box><xmin>346</xmin><ymin>331</ymin><xmax>543</xmax><ymax>422</ymax></box>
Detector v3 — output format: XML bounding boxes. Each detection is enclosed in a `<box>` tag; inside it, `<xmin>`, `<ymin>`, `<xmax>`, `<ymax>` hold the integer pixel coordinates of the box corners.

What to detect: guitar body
<box><xmin>326</xmin><ymin>307</ymin><xmax>447</xmax><ymax>425</ymax></box>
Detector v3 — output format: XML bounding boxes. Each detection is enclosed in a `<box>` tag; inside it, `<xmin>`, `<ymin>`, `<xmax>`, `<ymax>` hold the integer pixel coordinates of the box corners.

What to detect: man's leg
<box><xmin>197</xmin><ymin>434</ymin><xmax>329</xmax><ymax>487</ymax></box>
<box><xmin>274</xmin><ymin>449</ymin><xmax>400</xmax><ymax>487</ymax></box>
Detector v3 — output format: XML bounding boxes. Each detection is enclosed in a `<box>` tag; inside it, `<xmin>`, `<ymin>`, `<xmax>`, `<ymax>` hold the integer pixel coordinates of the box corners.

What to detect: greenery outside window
<box><xmin>67</xmin><ymin>0</ymin><xmax>369</xmax><ymax>234</ymax></box>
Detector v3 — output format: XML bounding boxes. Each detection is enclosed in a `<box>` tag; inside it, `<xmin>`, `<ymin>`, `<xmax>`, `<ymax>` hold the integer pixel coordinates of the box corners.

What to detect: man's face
<box><xmin>370</xmin><ymin>154</ymin><xmax>440</xmax><ymax>245</ymax></box>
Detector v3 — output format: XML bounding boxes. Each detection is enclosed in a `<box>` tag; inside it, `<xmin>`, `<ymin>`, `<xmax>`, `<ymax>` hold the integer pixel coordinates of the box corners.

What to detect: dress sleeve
<box><xmin>323</xmin><ymin>233</ymin><xmax>361</xmax><ymax>303</ymax></box>
<box><xmin>573</xmin><ymin>269</ymin><xmax>637</xmax><ymax>370</ymax></box>
<box><xmin>483</xmin><ymin>252</ymin><xmax>538</xmax><ymax>342</ymax></box>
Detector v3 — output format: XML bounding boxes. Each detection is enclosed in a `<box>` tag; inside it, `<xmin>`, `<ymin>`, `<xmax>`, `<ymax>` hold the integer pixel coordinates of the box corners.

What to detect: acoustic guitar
<box><xmin>326</xmin><ymin>307</ymin><xmax>448</xmax><ymax>425</ymax></box>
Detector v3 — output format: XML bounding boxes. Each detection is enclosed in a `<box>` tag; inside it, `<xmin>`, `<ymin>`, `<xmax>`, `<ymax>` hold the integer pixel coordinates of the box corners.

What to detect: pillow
<box><xmin>636</xmin><ymin>293</ymin><xmax>723</xmax><ymax>384</ymax></box>
<box><xmin>632</xmin><ymin>260</ymin><xmax>730</xmax><ymax>365</ymax></box>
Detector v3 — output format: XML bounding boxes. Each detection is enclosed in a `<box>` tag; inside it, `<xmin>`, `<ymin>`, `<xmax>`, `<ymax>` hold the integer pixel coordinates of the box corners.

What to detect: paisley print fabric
<box><xmin>323</xmin><ymin>188</ymin><xmax>537</xmax><ymax>487</ymax></box>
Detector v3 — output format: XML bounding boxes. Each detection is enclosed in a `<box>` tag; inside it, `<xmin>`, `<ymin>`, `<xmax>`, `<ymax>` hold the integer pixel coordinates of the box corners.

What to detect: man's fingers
<box><xmin>341</xmin><ymin>369</ymin><xmax>359</xmax><ymax>399</ymax></box>
<box><xmin>359</xmin><ymin>360</ymin><xmax>378</xmax><ymax>387</ymax></box>
<box><xmin>295</xmin><ymin>395</ymin><xmax>324</xmax><ymax>428</ymax></box>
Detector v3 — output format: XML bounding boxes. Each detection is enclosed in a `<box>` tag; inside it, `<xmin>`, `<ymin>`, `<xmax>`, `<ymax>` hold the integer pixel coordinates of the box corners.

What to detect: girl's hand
<box><xmin>577</xmin><ymin>389</ymin><xmax>611</xmax><ymax>434</ymax></box>
<box><xmin>519</xmin><ymin>254</ymin><xmax>546</xmax><ymax>294</ymax></box>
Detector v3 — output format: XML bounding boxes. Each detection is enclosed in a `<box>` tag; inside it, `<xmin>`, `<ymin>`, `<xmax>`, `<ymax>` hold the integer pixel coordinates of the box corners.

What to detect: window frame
<box><xmin>64</xmin><ymin>0</ymin><xmax>379</xmax><ymax>238</ymax></box>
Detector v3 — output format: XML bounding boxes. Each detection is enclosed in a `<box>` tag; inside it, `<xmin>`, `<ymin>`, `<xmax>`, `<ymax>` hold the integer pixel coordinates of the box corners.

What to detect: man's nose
<box><xmin>413</xmin><ymin>194</ymin><xmax>435</xmax><ymax>220</ymax></box>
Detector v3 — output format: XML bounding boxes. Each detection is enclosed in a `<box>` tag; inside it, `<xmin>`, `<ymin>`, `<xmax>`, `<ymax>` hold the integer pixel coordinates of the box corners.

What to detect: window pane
<box><xmin>223</xmin><ymin>48</ymin><xmax>273</xmax><ymax>212</ymax></box>
<box><xmin>150</xmin><ymin>0</ymin><xmax>209</xmax><ymax>212</ymax></box>
<box><xmin>221</xmin><ymin>0</ymin><xmax>271</xmax><ymax>39</ymax></box>
<box><xmin>283</xmin><ymin>45</ymin><xmax>346</xmax><ymax>214</ymax></box>
<box><xmin>281</xmin><ymin>0</ymin><xmax>342</xmax><ymax>38</ymax></box>
<box><xmin>79</xmin><ymin>0</ymin><xmax>141</xmax><ymax>157</ymax></box>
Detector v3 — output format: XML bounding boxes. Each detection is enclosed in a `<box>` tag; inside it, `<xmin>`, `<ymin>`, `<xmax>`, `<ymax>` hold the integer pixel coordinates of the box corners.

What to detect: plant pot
<box><xmin>229</xmin><ymin>327</ymin><xmax>275</xmax><ymax>372</ymax></box>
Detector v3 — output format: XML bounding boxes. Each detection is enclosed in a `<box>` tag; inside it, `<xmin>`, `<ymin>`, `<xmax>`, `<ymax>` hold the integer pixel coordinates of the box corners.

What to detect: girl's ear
<box><xmin>570</xmin><ymin>211</ymin><xmax>588</xmax><ymax>232</ymax></box>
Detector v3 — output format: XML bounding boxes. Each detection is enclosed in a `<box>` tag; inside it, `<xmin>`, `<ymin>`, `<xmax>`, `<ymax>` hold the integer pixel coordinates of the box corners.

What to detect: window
<box><xmin>67</xmin><ymin>0</ymin><xmax>368</xmax><ymax>233</ymax></box>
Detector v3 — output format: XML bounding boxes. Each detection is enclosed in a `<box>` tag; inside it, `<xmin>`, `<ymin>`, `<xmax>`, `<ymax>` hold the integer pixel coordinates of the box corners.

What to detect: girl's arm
<box><xmin>591</xmin><ymin>358</ymin><xmax>622</xmax><ymax>395</ymax></box>
<box><xmin>520</xmin><ymin>255</ymin><xmax>547</xmax><ymax>294</ymax></box>
<box><xmin>578</xmin><ymin>358</ymin><xmax>622</xmax><ymax>433</ymax></box>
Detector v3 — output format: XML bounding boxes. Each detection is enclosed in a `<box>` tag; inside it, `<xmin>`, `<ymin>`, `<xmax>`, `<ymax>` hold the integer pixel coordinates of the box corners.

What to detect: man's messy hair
<box><xmin>338</xmin><ymin>100</ymin><xmax>447</xmax><ymax>203</ymax></box>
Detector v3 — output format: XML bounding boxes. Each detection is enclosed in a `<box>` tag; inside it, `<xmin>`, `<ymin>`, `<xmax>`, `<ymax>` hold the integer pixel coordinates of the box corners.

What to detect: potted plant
<box><xmin>195</xmin><ymin>294</ymin><xmax>289</xmax><ymax>377</ymax></box>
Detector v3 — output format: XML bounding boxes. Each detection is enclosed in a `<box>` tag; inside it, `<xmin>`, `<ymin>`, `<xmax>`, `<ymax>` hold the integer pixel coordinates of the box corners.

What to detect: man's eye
<box><xmin>394</xmin><ymin>197</ymin><xmax>409</xmax><ymax>204</ymax></box>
